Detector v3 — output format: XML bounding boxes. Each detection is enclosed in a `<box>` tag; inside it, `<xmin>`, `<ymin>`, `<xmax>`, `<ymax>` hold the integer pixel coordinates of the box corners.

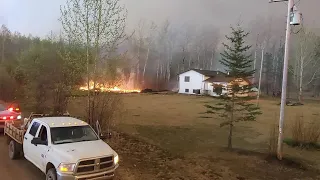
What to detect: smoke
<box><xmin>1</xmin><ymin>0</ymin><xmax>319</xmax><ymax>37</ymax></box>
<box><xmin>122</xmin><ymin>0</ymin><xmax>320</xmax><ymax>33</ymax></box>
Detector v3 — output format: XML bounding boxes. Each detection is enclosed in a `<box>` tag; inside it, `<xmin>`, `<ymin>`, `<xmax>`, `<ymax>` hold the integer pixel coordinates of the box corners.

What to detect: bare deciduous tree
<box><xmin>60</xmin><ymin>0</ymin><xmax>127</xmax><ymax>126</ymax></box>
<box><xmin>290</xmin><ymin>28</ymin><xmax>320</xmax><ymax>102</ymax></box>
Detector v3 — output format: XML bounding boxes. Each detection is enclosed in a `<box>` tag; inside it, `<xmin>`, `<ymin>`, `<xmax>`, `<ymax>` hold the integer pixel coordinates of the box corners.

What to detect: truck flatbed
<box><xmin>4</xmin><ymin>121</ymin><xmax>25</xmax><ymax>144</ymax></box>
<box><xmin>4</xmin><ymin>112</ymin><xmax>50</xmax><ymax>145</ymax></box>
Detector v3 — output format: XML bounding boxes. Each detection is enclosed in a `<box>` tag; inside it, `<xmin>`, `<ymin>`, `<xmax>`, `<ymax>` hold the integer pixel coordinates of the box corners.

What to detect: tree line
<box><xmin>127</xmin><ymin>19</ymin><xmax>320</xmax><ymax>101</ymax></box>
<box><xmin>0</xmin><ymin>25</ymin><xmax>86</xmax><ymax>113</ymax></box>
<box><xmin>1</xmin><ymin>1</ymin><xmax>320</xmax><ymax>114</ymax></box>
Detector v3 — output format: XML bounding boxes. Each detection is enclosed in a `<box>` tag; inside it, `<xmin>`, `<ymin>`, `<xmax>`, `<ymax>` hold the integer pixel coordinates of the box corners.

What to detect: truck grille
<box><xmin>75</xmin><ymin>156</ymin><xmax>114</xmax><ymax>174</ymax></box>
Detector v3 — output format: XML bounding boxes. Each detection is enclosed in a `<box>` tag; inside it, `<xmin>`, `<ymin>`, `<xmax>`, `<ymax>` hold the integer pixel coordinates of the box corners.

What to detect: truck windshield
<box><xmin>51</xmin><ymin>125</ymin><xmax>99</xmax><ymax>144</ymax></box>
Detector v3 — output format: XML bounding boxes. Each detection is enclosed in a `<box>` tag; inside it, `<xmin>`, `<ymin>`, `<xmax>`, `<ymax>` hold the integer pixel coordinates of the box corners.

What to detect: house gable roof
<box><xmin>203</xmin><ymin>76</ymin><xmax>234</xmax><ymax>83</ymax></box>
<box><xmin>179</xmin><ymin>69</ymin><xmax>253</xmax><ymax>85</ymax></box>
<box><xmin>192</xmin><ymin>69</ymin><xmax>227</xmax><ymax>76</ymax></box>
<box><xmin>204</xmin><ymin>77</ymin><xmax>253</xmax><ymax>84</ymax></box>
<box><xmin>179</xmin><ymin>69</ymin><xmax>226</xmax><ymax>76</ymax></box>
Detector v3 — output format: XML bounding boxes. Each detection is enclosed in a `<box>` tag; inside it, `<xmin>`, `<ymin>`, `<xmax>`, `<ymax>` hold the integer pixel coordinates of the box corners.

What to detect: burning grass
<box><xmin>79</xmin><ymin>80</ymin><xmax>141</xmax><ymax>93</ymax></box>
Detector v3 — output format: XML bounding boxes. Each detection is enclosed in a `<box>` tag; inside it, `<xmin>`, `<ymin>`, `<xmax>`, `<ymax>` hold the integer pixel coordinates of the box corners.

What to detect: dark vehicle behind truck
<box><xmin>0</xmin><ymin>102</ymin><xmax>22</xmax><ymax>129</ymax></box>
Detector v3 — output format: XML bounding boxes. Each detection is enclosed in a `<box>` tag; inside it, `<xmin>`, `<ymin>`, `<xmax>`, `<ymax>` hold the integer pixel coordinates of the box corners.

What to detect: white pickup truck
<box><xmin>4</xmin><ymin>115</ymin><xmax>119</xmax><ymax>180</ymax></box>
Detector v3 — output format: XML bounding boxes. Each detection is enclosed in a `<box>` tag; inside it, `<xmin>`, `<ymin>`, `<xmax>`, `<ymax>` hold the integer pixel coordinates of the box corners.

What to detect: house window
<box><xmin>185</xmin><ymin>89</ymin><xmax>189</xmax><ymax>93</ymax></box>
<box><xmin>184</xmin><ymin>76</ymin><xmax>190</xmax><ymax>82</ymax></box>
<box><xmin>193</xmin><ymin>89</ymin><xmax>200</xmax><ymax>94</ymax></box>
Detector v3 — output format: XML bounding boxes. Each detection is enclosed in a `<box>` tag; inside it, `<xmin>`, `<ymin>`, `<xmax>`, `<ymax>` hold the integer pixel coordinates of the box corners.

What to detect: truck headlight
<box><xmin>58</xmin><ymin>163</ymin><xmax>75</xmax><ymax>173</ymax></box>
<box><xmin>17</xmin><ymin>115</ymin><xmax>21</xmax><ymax>120</ymax></box>
<box><xmin>114</xmin><ymin>155</ymin><xmax>119</xmax><ymax>165</ymax></box>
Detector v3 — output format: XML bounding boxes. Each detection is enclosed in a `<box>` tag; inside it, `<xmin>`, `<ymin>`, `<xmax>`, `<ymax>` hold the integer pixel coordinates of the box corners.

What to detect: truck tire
<box><xmin>46</xmin><ymin>168</ymin><xmax>57</xmax><ymax>180</ymax></box>
<box><xmin>8</xmin><ymin>140</ymin><xmax>20</xmax><ymax>160</ymax></box>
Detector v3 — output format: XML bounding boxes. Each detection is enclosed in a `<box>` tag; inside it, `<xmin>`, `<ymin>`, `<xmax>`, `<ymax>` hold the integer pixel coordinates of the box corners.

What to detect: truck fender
<box><xmin>46</xmin><ymin>162</ymin><xmax>55</xmax><ymax>173</ymax></box>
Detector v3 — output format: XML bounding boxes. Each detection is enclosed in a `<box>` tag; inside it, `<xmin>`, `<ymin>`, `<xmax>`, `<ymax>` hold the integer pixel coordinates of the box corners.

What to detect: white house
<box><xmin>178</xmin><ymin>69</ymin><xmax>230</xmax><ymax>96</ymax></box>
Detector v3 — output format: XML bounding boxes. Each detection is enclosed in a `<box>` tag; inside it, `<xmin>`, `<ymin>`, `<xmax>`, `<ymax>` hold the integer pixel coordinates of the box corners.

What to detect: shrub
<box><xmin>286</xmin><ymin>114</ymin><xmax>320</xmax><ymax>149</ymax></box>
<box><xmin>304</xmin><ymin>119</ymin><xmax>320</xmax><ymax>144</ymax></box>
<box><xmin>141</xmin><ymin>88</ymin><xmax>153</xmax><ymax>93</ymax></box>
<box><xmin>89</xmin><ymin>93</ymin><xmax>124</xmax><ymax>135</ymax></box>
<box><xmin>0</xmin><ymin>67</ymin><xmax>18</xmax><ymax>101</ymax></box>
<box><xmin>212</xmin><ymin>84</ymin><xmax>223</xmax><ymax>96</ymax></box>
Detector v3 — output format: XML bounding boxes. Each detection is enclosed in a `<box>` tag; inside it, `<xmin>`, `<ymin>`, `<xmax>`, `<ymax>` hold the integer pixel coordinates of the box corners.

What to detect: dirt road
<box><xmin>0</xmin><ymin>135</ymin><xmax>45</xmax><ymax>180</ymax></box>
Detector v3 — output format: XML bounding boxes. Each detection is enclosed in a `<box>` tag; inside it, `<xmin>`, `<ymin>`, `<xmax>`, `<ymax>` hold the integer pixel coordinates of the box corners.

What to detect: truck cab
<box><xmin>6</xmin><ymin>116</ymin><xmax>119</xmax><ymax>180</ymax></box>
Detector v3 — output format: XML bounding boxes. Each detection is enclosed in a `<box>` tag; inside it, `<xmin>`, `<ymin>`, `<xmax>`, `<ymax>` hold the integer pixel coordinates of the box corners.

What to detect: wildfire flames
<box><xmin>79</xmin><ymin>81</ymin><xmax>141</xmax><ymax>93</ymax></box>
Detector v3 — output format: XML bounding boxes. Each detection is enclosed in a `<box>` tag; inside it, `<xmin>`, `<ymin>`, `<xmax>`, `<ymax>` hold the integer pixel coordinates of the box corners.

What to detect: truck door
<box><xmin>33</xmin><ymin>125</ymin><xmax>50</xmax><ymax>172</ymax></box>
<box><xmin>23</xmin><ymin>121</ymin><xmax>41</xmax><ymax>166</ymax></box>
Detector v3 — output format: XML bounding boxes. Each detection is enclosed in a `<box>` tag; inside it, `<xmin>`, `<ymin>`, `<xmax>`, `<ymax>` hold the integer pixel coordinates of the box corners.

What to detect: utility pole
<box><xmin>269</xmin><ymin>0</ymin><xmax>295</xmax><ymax>160</ymax></box>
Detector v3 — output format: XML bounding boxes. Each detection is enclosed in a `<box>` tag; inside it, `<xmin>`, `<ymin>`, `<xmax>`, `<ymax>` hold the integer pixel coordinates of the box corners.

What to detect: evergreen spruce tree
<box><xmin>205</xmin><ymin>25</ymin><xmax>262</xmax><ymax>149</ymax></box>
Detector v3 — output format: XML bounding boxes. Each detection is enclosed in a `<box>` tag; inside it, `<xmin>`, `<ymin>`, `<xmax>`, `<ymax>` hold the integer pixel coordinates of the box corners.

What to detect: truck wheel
<box><xmin>8</xmin><ymin>140</ymin><xmax>20</xmax><ymax>160</ymax></box>
<box><xmin>20</xmin><ymin>149</ymin><xmax>24</xmax><ymax>157</ymax></box>
<box><xmin>46</xmin><ymin>168</ymin><xmax>57</xmax><ymax>180</ymax></box>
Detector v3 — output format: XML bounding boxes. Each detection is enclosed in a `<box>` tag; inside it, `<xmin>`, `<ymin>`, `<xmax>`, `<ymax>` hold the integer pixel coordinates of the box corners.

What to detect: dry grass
<box><xmin>290</xmin><ymin>114</ymin><xmax>320</xmax><ymax>145</ymax></box>
<box><xmin>292</xmin><ymin>114</ymin><xmax>305</xmax><ymax>143</ymax></box>
<box><xmin>109</xmin><ymin>130</ymin><xmax>320</xmax><ymax>180</ymax></box>
<box><xmin>69</xmin><ymin>93</ymin><xmax>320</xmax><ymax>179</ymax></box>
<box><xmin>268</xmin><ymin>120</ymin><xmax>278</xmax><ymax>155</ymax></box>
<box><xmin>116</xmin><ymin>94</ymin><xmax>320</xmax><ymax>149</ymax></box>
<box><xmin>304</xmin><ymin>119</ymin><xmax>320</xmax><ymax>145</ymax></box>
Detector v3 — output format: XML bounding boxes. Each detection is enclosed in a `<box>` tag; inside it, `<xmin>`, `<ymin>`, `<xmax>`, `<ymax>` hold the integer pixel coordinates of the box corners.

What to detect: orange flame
<box><xmin>79</xmin><ymin>81</ymin><xmax>140</xmax><ymax>93</ymax></box>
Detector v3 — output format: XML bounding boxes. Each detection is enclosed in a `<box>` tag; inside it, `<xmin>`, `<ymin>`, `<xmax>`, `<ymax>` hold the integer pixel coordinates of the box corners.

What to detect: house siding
<box><xmin>178</xmin><ymin>70</ymin><xmax>204</xmax><ymax>95</ymax></box>
<box><xmin>178</xmin><ymin>70</ymin><xmax>237</xmax><ymax>97</ymax></box>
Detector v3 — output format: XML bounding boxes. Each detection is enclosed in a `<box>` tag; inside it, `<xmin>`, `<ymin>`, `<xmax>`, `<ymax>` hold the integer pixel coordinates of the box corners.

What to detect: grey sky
<box><xmin>1</xmin><ymin>0</ymin><xmax>319</xmax><ymax>37</ymax></box>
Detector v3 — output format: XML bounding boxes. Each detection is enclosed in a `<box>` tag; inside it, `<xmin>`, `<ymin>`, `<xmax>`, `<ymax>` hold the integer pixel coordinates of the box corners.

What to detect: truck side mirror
<box><xmin>31</xmin><ymin>137</ymin><xmax>48</xmax><ymax>146</ymax></box>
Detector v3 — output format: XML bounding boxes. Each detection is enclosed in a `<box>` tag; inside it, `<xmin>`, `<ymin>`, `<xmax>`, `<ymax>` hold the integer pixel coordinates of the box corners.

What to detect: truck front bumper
<box><xmin>57</xmin><ymin>165</ymin><xmax>118</xmax><ymax>180</ymax></box>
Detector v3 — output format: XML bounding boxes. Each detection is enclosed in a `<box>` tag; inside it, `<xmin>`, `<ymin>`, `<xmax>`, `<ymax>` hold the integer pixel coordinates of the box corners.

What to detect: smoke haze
<box><xmin>0</xmin><ymin>0</ymin><xmax>319</xmax><ymax>37</ymax></box>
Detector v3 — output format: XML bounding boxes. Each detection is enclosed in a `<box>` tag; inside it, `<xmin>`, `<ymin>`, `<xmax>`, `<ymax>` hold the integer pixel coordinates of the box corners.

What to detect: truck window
<box><xmin>37</xmin><ymin>125</ymin><xmax>48</xmax><ymax>142</ymax></box>
<box><xmin>51</xmin><ymin>125</ymin><xmax>98</xmax><ymax>144</ymax></box>
<box><xmin>29</xmin><ymin>121</ymin><xmax>40</xmax><ymax>136</ymax></box>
